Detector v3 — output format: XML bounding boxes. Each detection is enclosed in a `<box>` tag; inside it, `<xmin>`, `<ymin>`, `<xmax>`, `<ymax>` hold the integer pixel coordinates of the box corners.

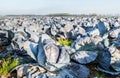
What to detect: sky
<box><xmin>0</xmin><ymin>0</ymin><xmax>120</xmax><ymax>15</ymax></box>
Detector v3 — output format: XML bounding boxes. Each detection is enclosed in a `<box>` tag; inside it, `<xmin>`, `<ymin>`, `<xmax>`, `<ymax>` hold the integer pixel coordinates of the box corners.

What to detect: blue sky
<box><xmin>0</xmin><ymin>0</ymin><xmax>119</xmax><ymax>15</ymax></box>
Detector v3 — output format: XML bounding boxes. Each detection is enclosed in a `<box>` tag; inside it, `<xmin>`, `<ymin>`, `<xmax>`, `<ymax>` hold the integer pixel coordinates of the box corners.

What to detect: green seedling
<box><xmin>0</xmin><ymin>57</ymin><xmax>19</xmax><ymax>77</ymax></box>
<box><xmin>95</xmin><ymin>72</ymin><xmax>106</xmax><ymax>78</ymax></box>
<box><xmin>58</xmin><ymin>39</ymin><xmax>73</xmax><ymax>47</ymax></box>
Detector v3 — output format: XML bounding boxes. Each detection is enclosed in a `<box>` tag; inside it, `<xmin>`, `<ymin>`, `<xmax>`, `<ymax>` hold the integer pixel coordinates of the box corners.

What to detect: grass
<box><xmin>58</xmin><ymin>39</ymin><xmax>73</xmax><ymax>47</ymax></box>
<box><xmin>0</xmin><ymin>57</ymin><xmax>19</xmax><ymax>77</ymax></box>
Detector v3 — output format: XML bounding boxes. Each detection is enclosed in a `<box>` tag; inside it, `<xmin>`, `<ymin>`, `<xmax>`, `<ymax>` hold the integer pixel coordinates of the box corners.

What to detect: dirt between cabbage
<box><xmin>86</xmin><ymin>64</ymin><xmax>120</xmax><ymax>78</ymax></box>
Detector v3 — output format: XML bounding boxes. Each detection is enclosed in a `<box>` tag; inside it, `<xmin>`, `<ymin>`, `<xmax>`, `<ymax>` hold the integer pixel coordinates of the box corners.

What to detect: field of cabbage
<box><xmin>0</xmin><ymin>15</ymin><xmax>120</xmax><ymax>78</ymax></box>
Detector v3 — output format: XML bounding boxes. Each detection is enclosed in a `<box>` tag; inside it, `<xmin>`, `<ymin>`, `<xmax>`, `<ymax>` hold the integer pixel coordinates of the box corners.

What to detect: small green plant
<box><xmin>95</xmin><ymin>72</ymin><xmax>106</xmax><ymax>78</ymax></box>
<box><xmin>58</xmin><ymin>39</ymin><xmax>73</xmax><ymax>46</ymax></box>
<box><xmin>0</xmin><ymin>57</ymin><xmax>19</xmax><ymax>76</ymax></box>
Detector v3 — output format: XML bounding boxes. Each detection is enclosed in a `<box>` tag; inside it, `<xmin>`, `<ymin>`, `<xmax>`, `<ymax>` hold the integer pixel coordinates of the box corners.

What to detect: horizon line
<box><xmin>0</xmin><ymin>13</ymin><xmax>120</xmax><ymax>16</ymax></box>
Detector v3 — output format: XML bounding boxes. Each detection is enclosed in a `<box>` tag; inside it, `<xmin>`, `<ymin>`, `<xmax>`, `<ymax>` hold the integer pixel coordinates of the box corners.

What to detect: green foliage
<box><xmin>58</xmin><ymin>39</ymin><xmax>73</xmax><ymax>47</ymax></box>
<box><xmin>0</xmin><ymin>57</ymin><xmax>19</xmax><ymax>76</ymax></box>
<box><xmin>95</xmin><ymin>72</ymin><xmax>106</xmax><ymax>78</ymax></box>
